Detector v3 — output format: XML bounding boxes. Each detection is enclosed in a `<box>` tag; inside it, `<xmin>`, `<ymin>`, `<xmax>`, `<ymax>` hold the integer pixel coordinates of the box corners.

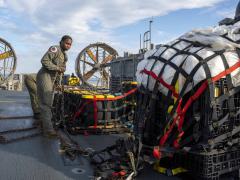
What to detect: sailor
<box><xmin>24</xmin><ymin>74</ymin><xmax>40</xmax><ymax>121</ymax></box>
<box><xmin>37</xmin><ymin>35</ymin><xmax>72</xmax><ymax>137</ymax></box>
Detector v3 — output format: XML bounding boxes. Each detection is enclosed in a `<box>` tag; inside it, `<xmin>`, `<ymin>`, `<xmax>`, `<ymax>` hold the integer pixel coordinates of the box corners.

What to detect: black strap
<box><xmin>215</xmin><ymin>86</ymin><xmax>240</xmax><ymax>103</ymax></box>
<box><xmin>209</xmin><ymin>125</ymin><xmax>240</xmax><ymax>149</ymax></box>
<box><xmin>220</xmin><ymin>53</ymin><xmax>235</xmax><ymax>116</ymax></box>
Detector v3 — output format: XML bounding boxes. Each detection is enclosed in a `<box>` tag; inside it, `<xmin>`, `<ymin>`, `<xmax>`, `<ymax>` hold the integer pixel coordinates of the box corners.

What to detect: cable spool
<box><xmin>0</xmin><ymin>38</ymin><xmax>17</xmax><ymax>85</ymax></box>
<box><xmin>75</xmin><ymin>42</ymin><xmax>118</xmax><ymax>90</ymax></box>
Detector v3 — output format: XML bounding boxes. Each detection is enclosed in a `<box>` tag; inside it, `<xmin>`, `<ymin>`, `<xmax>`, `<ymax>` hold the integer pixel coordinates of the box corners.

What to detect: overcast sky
<box><xmin>0</xmin><ymin>0</ymin><xmax>239</xmax><ymax>74</ymax></box>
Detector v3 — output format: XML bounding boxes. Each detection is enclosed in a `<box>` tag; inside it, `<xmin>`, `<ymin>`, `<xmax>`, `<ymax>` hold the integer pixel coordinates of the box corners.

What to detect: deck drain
<box><xmin>71</xmin><ymin>168</ymin><xmax>86</xmax><ymax>174</ymax></box>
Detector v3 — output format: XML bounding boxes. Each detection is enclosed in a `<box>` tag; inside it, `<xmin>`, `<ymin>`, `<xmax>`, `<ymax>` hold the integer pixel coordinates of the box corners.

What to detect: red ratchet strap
<box><xmin>91</xmin><ymin>88</ymin><xmax>137</xmax><ymax>101</ymax></box>
<box><xmin>112</xmin><ymin>170</ymin><xmax>127</xmax><ymax>177</ymax></box>
<box><xmin>71</xmin><ymin>101</ymin><xmax>91</xmax><ymax>121</ymax></box>
<box><xmin>173</xmin><ymin>81</ymin><xmax>208</xmax><ymax>148</ymax></box>
<box><xmin>90</xmin><ymin>88</ymin><xmax>137</xmax><ymax>128</ymax></box>
<box><xmin>156</xmin><ymin>60</ymin><xmax>240</xmax><ymax>155</ymax></box>
<box><xmin>212</xmin><ymin>61</ymin><xmax>240</xmax><ymax>82</ymax></box>
<box><xmin>141</xmin><ymin>69</ymin><xmax>179</xmax><ymax>98</ymax></box>
<box><xmin>174</xmin><ymin>60</ymin><xmax>240</xmax><ymax>147</ymax></box>
<box><xmin>70</xmin><ymin>88</ymin><xmax>137</xmax><ymax>128</ymax></box>
<box><xmin>159</xmin><ymin>99</ymin><xmax>183</xmax><ymax>146</ymax></box>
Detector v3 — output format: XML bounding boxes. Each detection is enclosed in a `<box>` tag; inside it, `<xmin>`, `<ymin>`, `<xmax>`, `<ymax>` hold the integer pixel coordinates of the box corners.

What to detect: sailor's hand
<box><xmin>58</xmin><ymin>66</ymin><xmax>66</xmax><ymax>73</ymax></box>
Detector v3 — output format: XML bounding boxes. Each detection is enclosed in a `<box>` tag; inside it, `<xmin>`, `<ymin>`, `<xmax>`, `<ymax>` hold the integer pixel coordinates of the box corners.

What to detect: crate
<box><xmin>183</xmin><ymin>78</ymin><xmax>240</xmax><ymax>149</ymax></box>
<box><xmin>134</xmin><ymin>77</ymin><xmax>240</xmax><ymax>151</ymax></box>
<box><xmin>173</xmin><ymin>147</ymin><xmax>240</xmax><ymax>180</ymax></box>
<box><xmin>134</xmin><ymin>78</ymin><xmax>240</xmax><ymax>179</ymax></box>
<box><xmin>53</xmin><ymin>89</ymin><xmax>137</xmax><ymax>134</ymax></box>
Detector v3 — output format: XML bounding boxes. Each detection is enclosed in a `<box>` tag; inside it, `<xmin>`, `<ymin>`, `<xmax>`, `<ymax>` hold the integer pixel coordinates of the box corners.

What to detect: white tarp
<box><xmin>136</xmin><ymin>22</ymin><xmax>240</xmax><ymax>96</ymax></box>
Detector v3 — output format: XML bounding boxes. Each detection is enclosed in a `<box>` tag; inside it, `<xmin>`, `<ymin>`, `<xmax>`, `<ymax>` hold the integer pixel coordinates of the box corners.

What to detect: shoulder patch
<box><xmin>49</xmin><ymin>46</ymin><xmax>58</xmax><ymax>53</ymax></box>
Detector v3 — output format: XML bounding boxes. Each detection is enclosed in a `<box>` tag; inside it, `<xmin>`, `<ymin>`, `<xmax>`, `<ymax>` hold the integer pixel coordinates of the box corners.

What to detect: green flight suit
<box><xmin>37</xmin><ymin>45</ymin><xmax>67</xmax><ymax>133</ymax></box>
<box><xmin>24</xmin><ymin>74</ymin><xmax>40</xmax><ymax>115</ymax></box>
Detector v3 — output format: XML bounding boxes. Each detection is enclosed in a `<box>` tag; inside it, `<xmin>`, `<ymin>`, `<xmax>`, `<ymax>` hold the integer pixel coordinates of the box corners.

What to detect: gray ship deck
<box><xmin>0</xmin><ymin>90</ymin><xmax>233</xmax><ymax>180</ymax></box>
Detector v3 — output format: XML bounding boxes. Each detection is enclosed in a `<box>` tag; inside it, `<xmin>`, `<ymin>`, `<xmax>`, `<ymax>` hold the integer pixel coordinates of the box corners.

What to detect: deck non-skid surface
<box><xmin>0</xmin><ymin>90</ymin><xmax>216</xmax><ymax>180</ymax></box>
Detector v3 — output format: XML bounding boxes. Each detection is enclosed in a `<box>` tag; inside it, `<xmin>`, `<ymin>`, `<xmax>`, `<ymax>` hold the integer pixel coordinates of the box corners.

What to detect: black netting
<box><xmin>135</xmin><ymin>38</ymin><xmax>240</xmax><ymax>151</ymax></box>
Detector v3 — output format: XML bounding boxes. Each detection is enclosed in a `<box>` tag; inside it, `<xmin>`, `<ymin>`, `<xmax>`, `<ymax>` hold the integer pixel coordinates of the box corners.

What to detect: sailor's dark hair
<box><xmin>60</xmin><ymin>35</ymin><xmax>72</xmax><ymax>42</ymax></box>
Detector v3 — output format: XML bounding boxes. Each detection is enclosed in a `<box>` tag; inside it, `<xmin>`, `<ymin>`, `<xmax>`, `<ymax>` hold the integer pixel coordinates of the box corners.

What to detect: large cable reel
<box><xmin>75</xmin><ymin>42</ymin><xmax>118</xmax><ymax>90</ymax></box>
<box><xmin>0</xmin><ymin>38</ymin><xmax>17</xmax><ymax>85</ymax></box>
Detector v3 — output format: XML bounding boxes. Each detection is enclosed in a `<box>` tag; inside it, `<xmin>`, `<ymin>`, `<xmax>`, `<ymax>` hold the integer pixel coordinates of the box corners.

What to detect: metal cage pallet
<box><xmin>134</xmin><ymin>77</ymin><xmax>240</xmax><ymax>179</ymax></box>
<box><xmin>134</xmin><ymin>77</ymin><xmax>240</xmax><ymax>149</ymax></box>
<box><xmin>173</xmin><ymin>147</ymin><xmax>240</xmax><ymax>180</ymax></box>
<box><xmin>52</xmin><ymin>88</ymin><xmax>137</xmax><ymax>134</ymax></box>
